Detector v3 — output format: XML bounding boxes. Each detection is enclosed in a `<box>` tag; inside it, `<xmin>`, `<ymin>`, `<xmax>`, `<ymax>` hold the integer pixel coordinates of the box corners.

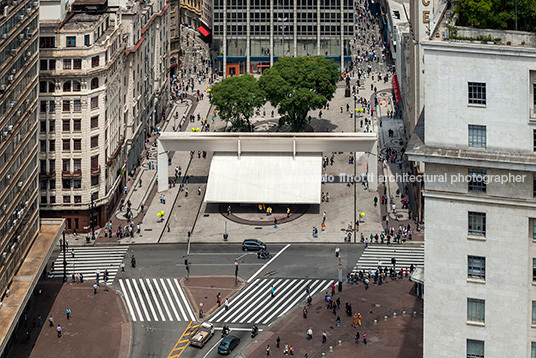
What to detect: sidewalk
<box><xmin>7</xmin><ymin>281</ymin><xmax>129</xmax><ymax>358</ymax></box>
<box><xmin>242</xmin><ymin>278</ymin><xmax>422</xmax><ymax>358</ymax></box>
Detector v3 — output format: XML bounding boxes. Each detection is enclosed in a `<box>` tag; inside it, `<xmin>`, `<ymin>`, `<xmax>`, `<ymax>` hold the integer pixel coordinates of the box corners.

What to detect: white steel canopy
<box><xmin>157</xmin><ymin>132</ymin><xmax>378</xmax><ymax>203</ymax></box>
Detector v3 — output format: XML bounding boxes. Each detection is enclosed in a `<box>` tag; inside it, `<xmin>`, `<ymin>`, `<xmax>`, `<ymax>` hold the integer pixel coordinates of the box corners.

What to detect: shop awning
<box><xmin>197</xmin><ymin>25</ymin><xmax>210</xmax><ymax>37</ymax></box>
<box><xmin>205</xmin><ymin>152</ymin><xmax>322</xmax><ymax>204</ymax></box>
<box><xmin>392</xmin><ymin>75</ymin><xmax>401</xmax><ymax>103</ymax></box>
<box><xmin>410</xmin><ymin>267</ymin><xmax>424</xmax><ymax>284</ymax></box>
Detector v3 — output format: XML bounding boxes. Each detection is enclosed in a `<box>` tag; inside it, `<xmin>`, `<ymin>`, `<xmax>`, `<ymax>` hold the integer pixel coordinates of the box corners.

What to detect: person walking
<box><xmin>224</xmin><ymin>299</ymin><xmax>229</xmax><ymax>310</ymax></box>
<box><xmin>363</xmin><ymin>332</ymin><xmax>367</xmax><ymax>344</ymax></box>
<box><xmin>358</xmin><ymin>313</ymin><xmax>362</xmax><ymax>326</ymax></box>
<box><xmin>303</xmin><ymin>306</ymin><xmax>308</xmax><ymax>319</ymax></box>
<box><xmin>66</xmin><ymin>308</ymin><xmax>71</xmax><ymax>320</ymax></box>
<box><xmin>93</xmin><ymin>283</ymin><xmax>98</xmax><ymax>294</ymax></box>
<box><xmin>322</xmin><ymin>331</ymin><xmax>327</xmax><ymax>344</ymax></box>
<box><xmin>217</xmin><ymin>292</ymin><xmax>221</xmax><ymax>307</ymax></box>
<box><xmin>355</xmin><ymin>332</ymin><xmax>360</xmax><ymax>344</ymax></box>
<box><xmin>56</xmin><ymin>324</ymin><xmax>62</xmax><ymax>338</ymax></box>
<box><xmin>48</xmin><ymin>316</ymin><xmax>54</xmax><ymax>327</ymax></box>
<box><xmin>273</xmin><ymin>218</ymin><xmax>278</xmax><ymax>228</ymax></box>
<box><xmin>121</xmin><ymin>263</ymin><xmax>125</xmax><ymax>272</ymax></box>
<box><xmin>276</xmin><ymin>337</ymin><xmax>280</xmax><ymax>349</ymax></box>
<box><xmin>353</xmin><ymin>313</ymin><xmax>358</xmax><ymax>327</ymax></box>
<box><xmin>266</xmin><ymin>345</ymin><xmax>271</xmax><ymax>356</ymax></box>
<box><xmin>331</xmin><ymin>283</ymin><xmax>335</xmax><ymax>296</ymax></box>
<box><xmin>270</xmin><ymin>285</ymin><xmax>275</xmax><ymax>298</ymax></box>
<box><xmin>306</xmin><ymin>327</ymin><xmax>313</xmax><ymax>340</ymax></box>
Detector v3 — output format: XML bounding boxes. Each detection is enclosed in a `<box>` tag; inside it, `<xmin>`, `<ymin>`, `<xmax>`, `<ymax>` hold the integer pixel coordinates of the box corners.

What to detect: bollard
<box><xmin>402</xmin><ymin>311</ymin><xmax>406</xmax><ymax>316</ymax></box>
<box><xmin>321</xmin><ymin>354</ymin><xmax>326</xmax><ymax>357</ymax></box>
<box><xmin>329</xmin><ymin>346</ymin><xmax>333</xmax><ymax>353</ymax></box>
<box><xmin>373</xmin><ymin>319</ymin><xmax>377</xmax><ymax>325</ymax></box>
<box><xmin>384</xmin><ymin>315</ymin><xmax>388</xmax><ymax>321</ymax></box>
<box><xmin>412</xmin><ymin>311</ymin><xmax>417</xmax><ymax>317</ymax></box>
<box><xmin>338</xmin><ymin>340</ymin><xmax>342</xmax><ymax>346</ymax></box>
<box><xmin>393</xmin><ymin>312</ymin><xmax>397</xmax><ymax>318</ymax></box>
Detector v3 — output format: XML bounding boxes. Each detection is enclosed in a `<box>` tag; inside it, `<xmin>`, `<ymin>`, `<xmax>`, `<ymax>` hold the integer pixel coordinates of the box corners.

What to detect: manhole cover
<box><xmin>145</xmin><ymin>229</ymin><xmax>153</xmax><ymax>231</ymax></box>
<box><xmin>255</xmin><ymin>227</ymin><xmax>262</xmax><ymax>229</ymax></box>
<box><xmin>204</xmin><ymin>214</ymin><xmax>209</xmax><ymax>217</ymax></box>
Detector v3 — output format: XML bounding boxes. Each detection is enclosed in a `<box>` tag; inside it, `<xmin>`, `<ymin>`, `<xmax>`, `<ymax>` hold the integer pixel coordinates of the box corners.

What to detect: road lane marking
<box><xmin>139</xmin><ymin>279</ymin><xmax>158</xmax><ymax>321</ymax></box>
<box><xmin>167</xmin><ymin>321</ymin><xmax>198</xmax><ymax>358</ymax></box>
<box><xmin>147</xmin><ymin>278</ymin><xmax>166</xmax><ymax>321</ymax></box>
<box><xmin>167</xmin><ymin>278</ymin><xmax>188</xmax><ymax>321</ymax></box>
<box><xmin>154</xmin><ymin>278</ymin><xmax>173</xmax><ymax>321</ymax></box>
<box><xmin>132</xmin><ymin>279</ymin><xmax>150</xmax><ymax>321</ymax></box>
<box><xmin>119</xmin><ymin>279</ymin><xmax>137</xmax><ymax>322</ymax></box>
<box><xmin>174</xmin><ymin>278</ymin><xmax>196</xmax><ymax>321</ymax></box>
<box><xmin>125</xmin><ymin>278</ymin><xmax>142</xmax><ymax>321</ymax></box>
<box><xmin>161</xmin><ymin>278</ymin><xmax>181</xmax><ymax>321</ymax></box>
<box><xmin>247</xmin><ymin>244</ymin><xmax>291</xmax><ymax>283</ymax></box>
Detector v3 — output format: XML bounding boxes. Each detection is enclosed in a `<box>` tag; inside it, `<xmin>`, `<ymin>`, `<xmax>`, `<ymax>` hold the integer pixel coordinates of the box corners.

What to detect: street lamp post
<box><xmin>277</xmin><ymin>17</ymin><xmax>288</xmax><ymax>57</ymax></box>
<box><xmin>353</xmin><ymin>94</ymin><xmax>357</xmax><ymax>243</ymax></box>
<box><xmin>89</xmin><ymin>198</ymin><xmax>96</xmax><ymax>240</ymax></box>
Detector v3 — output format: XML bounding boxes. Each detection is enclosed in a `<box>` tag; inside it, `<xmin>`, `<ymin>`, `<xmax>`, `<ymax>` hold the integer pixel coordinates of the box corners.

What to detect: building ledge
<box><xmin>423</xmin><ymin>190</ymin><xmax>536</xmax><ymax>209</ymax></box>
<box><xmin>467</xmin><ymin>235</ymin><xmax>486</xmax><ymax>242</ymax></box>
<box><xmin>0</xmin><ymin>219</ymin><xmax>64</xmax><ymax>354</ymax></box>
<box><xmin>467</xmin><ymin>278</ymin><xmax>486</xmax><ymax>284</ymax></box>
<box><xmin>466</xmin><ymin>321</ymin><xmax>485</xmax><ymax>327</ymax></box>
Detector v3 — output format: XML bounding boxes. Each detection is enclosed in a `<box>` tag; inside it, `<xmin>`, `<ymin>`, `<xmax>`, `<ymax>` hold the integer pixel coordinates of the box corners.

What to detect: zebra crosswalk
<box><xmin>353</xmin><ymin>244</ymin><xmax>424</xmax><ymax>272</ymax></box>
<box><xmin>50</xmin><ymin>246</ymin><xmax>129</xmax><ymax>283</ymax></box>
<box><xmin>210</xmin><ymin>278</ymin><xmax>334</xmax><ymax>325</ymax></box>
<box><xmin>118</xmin><ymin>278</ymin><xmax>196</xmax><ymax>322</ymax></box>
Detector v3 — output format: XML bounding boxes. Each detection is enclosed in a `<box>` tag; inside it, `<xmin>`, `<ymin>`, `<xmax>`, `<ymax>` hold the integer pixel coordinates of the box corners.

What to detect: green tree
<box><xmin>258</xmin><ymin>56</ymin><xmax>339</xmax><ymax>132</ymax></box>
<box><xmin>454</xmin><ymin>0</ymin><xmax>536</xmax><ymax>32</ymax></box>
<box><xmin>210</xmin><ymin>74</ymin><xmax>265</xmax><ymax>131</ymax></box>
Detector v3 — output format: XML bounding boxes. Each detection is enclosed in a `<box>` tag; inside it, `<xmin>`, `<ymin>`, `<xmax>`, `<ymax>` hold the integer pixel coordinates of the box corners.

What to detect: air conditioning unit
<box><xmin>1</xmin><ymin>252</ymin><xmax>6</xmax><ymax>260</ymax></box>
<box><xmin>18</xmin><ymin>33</ymin><xmax>24</xmax><ymax>40</ymax></box>
<box><xmin>0</xmin><ymin>85</ymin><xmax>6</xmax><ymax>92</ymax></box>
<box><xmin>17</xmin><ymin>210</ymin><xmax>22</xmax><ymax>219</ymax></box>
<box><xmin>11</xmin><ymin>68</ymin><xmax>16</xmax><ymax>75</ymax></box>
<box><xmin>17</xmin><ymin>181</ymin><xmax>23</xmax><ymax>187</ymax></box>
<box><xmin>5</xmin><ymin>289</ymin><xmax>9</xmax><ymax>298</ymax></box>
<box><xmin>25</xmin><ymin>6</ymin><xmax>31</xmax><ymax>13</ymax></box>
<box><xmin>18</xmin><ymin>15</ymin><xmax>24</xmax><ymax>21</ymax></box>
<box><xmin>32</xmin><ymin>1</ymin><xmax>37</xmax><ymax>6</ymax></box>
<box><xmin>7</xmin><ymin>75</ymin><xmax>13</xmax><ymax>82</ymax></box>
<box><xmin>10</xmin><ymin>244</ymin><xmax>15</xmax><ymax>253</ymax></box>
<box><xmin>25</xmin><ymin>51</ymin><xmax>31</xmax><ymax>57</ymax></box>
<box><xmin>3</xmin><ymin>7</ymin><xmax>8</xmax><ymax>16</ymax></box>
<box><xmin>13</xmin><ymin>0</ymin><xmax>18</xmax><ymax>6</ymax></box>
<box><xmin>2</xmin><ymin>204</ymin><xmax>6</xmax><ymax>210</ymax></box>
<box><xmin>16</xmin><ymin>235</ymin><xmax>20</xmax><ymax>242</ymax></box>
<box><xmin>5</xmin><ymin>175</ymin><xmax>11</xmax><ymax>181</ymax></box>
<box><xmin>1</xmin><ymin>34</ymin><xmax>7</xmax><ymax>39</ymax></box>
<box><xmin>12</xmin><ymin>219</ymin><xmax>17</xmax><ymax>226</ymax></box>
<box><xmin>24</xmin><ymin>201</ymin><xmax>28</xmax><ymax>207</ymax></box>
<box><xmin>2</xmin><ymin>131</ymin><xmax>8</xmax><ymax>137</ymax></box>
<box><xmin>7</xmin><ymin>125</ymin><xmax>13</xmax><ymax>131</ymax></box>
<box><xmin>10</xmin><ymin>49</ymin><xmax>17</xmax><ymax>55</ymax></box>
<box><xmin>16</xmin><ymin>111</ymin><xmax>21</xmax><ymax>117</ymax></box>
<box><xmin>26</xmin><ymin>33</ymin><xmax>32</xmax><ymax>40</ymax></box>
<box><xmin>8</xmin><ymin>101</ymin><xmax>14</xmax><ymax>107</ymax></box>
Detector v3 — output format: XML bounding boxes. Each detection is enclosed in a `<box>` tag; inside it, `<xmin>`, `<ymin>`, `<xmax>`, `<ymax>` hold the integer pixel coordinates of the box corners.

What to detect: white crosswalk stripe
<box><xmin>353</xmin><ymin>244</ymin><xmax>424</xmax><ymax>272</ymax></box>
<box><xmin>118</xmin><ymin>278</ymin><xmax>196</xmax><ymax>322</ymax></box>
<box><xmin>209</xmin><ymin>278</ymin><xmax>334</xmax><ymax>325</ymax></box>
<box><xmin>50</xmin><ymin>246</ymin><xmax>129</xmax><ymax>283</ymax></box>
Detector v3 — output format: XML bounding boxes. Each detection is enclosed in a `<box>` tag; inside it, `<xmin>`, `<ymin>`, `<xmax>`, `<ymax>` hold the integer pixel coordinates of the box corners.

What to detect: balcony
<box><xmin>62</xmin><ymin>170</ymin><xmax>82</xmax><ymax>177</ymax></box>
<box><xmin>91</xmin><ymin>166</ymin><xmax>101</xmax><ymax>174</ymax></box>
<box><xmin>40</xmin><ymin>171</ymin><xmax>56</xmax><ymax>177</ymax></box>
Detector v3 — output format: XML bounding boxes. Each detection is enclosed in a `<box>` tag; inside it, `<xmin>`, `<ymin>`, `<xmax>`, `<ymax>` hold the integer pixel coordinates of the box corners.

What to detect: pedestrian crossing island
<box><xmin>210</xmin><ymin>278</ymin><xmax>335</xmax><ymax>325</ymax></box>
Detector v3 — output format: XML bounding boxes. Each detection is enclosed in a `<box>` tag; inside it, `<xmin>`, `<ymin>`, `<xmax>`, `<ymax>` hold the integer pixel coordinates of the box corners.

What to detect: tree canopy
<box><xmin>454</xmin><ymin>0</ymin><xmax>536</xmax><ymax>32</ymax></box>
<box><xmin>210</xmin><ymin>74</ymin><xmax>265</xmax><ymax>131</ymax></box>
<box><xmin>258</xmin><ymin>56</ymin><xmax>339</xmax><ymax>132</ymax></box>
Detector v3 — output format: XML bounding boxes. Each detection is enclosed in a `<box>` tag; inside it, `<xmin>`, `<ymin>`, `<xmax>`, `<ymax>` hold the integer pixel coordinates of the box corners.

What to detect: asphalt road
<box><xmin>113</xmin><ymin>243</ymin><xmax>365</xmax><ymax>358</ymax></box>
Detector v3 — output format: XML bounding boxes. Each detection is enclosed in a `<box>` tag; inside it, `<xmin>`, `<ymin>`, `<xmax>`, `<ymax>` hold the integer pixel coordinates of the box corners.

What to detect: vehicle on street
<box><xmin>218</xmin><ymin>335</ymin><xmax>240</xmax><ymax>355</ymax></box>
<box><xmin>189</xmin><ymin>322</ymin><xmax>214</xmax><ymax>348</ymax></box>
<box><xmin>242</xmin><ymin>239</ymin><xmax>266</xmax><ymax>251</ymax></box>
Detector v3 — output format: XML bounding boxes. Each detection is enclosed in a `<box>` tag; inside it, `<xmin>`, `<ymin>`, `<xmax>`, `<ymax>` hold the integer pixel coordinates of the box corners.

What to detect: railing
<box><xmin>91</xmin><ymin>165</ymin><xmax>101</xmax><ymax>174</ymax></box>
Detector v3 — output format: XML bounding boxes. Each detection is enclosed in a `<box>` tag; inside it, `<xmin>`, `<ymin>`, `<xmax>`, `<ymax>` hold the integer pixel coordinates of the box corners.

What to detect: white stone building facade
<box><xmin>38</xmin><ymin>0</ymin><xmax>126</xmax><ymax>230</ymax></box>
<box><xmin>408</xmin><ymin>35</ymin><xmax>536</xmax><ymax>357</ymax></box>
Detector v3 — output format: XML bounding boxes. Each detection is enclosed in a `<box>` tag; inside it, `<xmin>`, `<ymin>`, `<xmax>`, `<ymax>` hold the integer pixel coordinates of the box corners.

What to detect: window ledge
<box><xmin>467</xmin><ymin>278</ymin><xmax>486</xmax><ymax>284</ymax></box>
<box><xmin>467</xmin><ymin>104</ymin><xmax>486</xmax><ymax>108</ymax></box>
<box><xmin>466</xmin><ymin>321</ymin><xmax>485</xmax><ymax>327</ymax></box>
<box><xmin>467</xmin><ymin>235</ymin><xmax>486</xmax><ymax>241</ymax></box>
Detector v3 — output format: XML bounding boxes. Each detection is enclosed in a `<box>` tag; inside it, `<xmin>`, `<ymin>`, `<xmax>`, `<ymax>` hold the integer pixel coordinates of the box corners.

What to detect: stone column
<box><xmin>157</xmin><ymin>140</ymin><xmax>169</xmax><ymax>193</ymax></box>
<box><xmin>269</xmin><ymin>0</ymin><xmax>274</xmax><ymax>66</ymax></box>
<box><xmin>316</xmin><ymin>0</ymin><xmax>320</xmax><ymax>55</ymax></box>
<box><xmin>223</xmin><ymin>0</ymin><xmax>227</xmax><ymax>77</ymax></box>
<box><xmin>293</xmin><ymin>0</ymin><xmax>297</xmax><ymax>57</ymax></box>
<box><xmin>246</xmin><ymin>0</ymin><xmax>250</xmax><ymax>73</ymax></box>
<box><xmin>368</xmin><ymin>138</ymin><xmax>378</xmax><ymax>191</ymax></box>
<box><xmin>340</xmin><ymin>0</ymin><xmax>344</xmax><ymax>72</ymax></box>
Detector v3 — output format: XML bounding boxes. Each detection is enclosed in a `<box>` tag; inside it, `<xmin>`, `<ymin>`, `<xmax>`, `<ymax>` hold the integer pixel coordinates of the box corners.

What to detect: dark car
<box><xmin>242</xmin><ymin>239</ymin><xmax>266</xmax><ymax>251</ymax></box>
<box><xmin>218</xmin><ymin>335</ymin><xmax>240</xmax><ymax>355</ymax></box>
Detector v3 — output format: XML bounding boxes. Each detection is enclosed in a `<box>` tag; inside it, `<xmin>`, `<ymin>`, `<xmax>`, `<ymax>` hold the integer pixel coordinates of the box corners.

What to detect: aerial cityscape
<box><xmin>0</xmin><ymin>0</ymin><xmax>534</xmax><ymax>357</ymax></box>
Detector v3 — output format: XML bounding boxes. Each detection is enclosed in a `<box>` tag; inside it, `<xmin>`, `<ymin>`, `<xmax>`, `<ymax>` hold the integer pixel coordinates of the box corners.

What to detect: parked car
<box><xmin>242</xmin><ymin>239</ymin><xmax>266</xmax><ymax>251</ymax></box>
<box><xmin>189</xmin><ymin>322</ymin><xmax>214</xmax><ymax>348</ymax></box>
<box><xmin>218</xmin><ymin>335</ymin><xmax>240</xmax><ymax>355</ymax></box>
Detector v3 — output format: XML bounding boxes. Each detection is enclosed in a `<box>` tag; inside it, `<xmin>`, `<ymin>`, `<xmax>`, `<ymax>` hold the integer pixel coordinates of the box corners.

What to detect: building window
<box><xmin>62</xmin><ymin>179</ymin><xmax>71</xmax><ymax>189</ymax></box>
<box><xmin>39</xmin><ymin>36</ymin><xmax>55</xmax><ymax>48</ymax></box>
<box><xmin>40</xmin><ymin>101</ymin><xmax>47</xmax><ymax>113</ymax></box>
<box><xmin>73</xmin><ymin>119</ymin><xmax>81</xmax><ymax>131</ymax></box>
<box><xmin>468</xmin><ymin>169</ymin><xmax>486</xmax><ymax>193</ymax></box>
<box><xmin>63</xmin><ymin>196</ymin><xmax>71</xmax><ymax>204</ymax></box>
<box><xmin>533</xmin><ymin>258</ymin><xmax>536</xmax><ymax>282</ymax></box>
<box><xmin>73</xmin><ymin>59</ymin><xmax>82</xmax><ymax>70</ymax></box>
<box><xmin>534</xmin><ymin>174</ymin><xmax>536</xmax><ymax>198</ymax></box>
<box><xmin>533</xmin><ymin>129</ymin><xmax>536</xmax><ymax>152</ymax></box>
<box><xmin>73</xmin><ymin>81</ymin><xmax>81</xmax><ymax>92</ymax></box>
<box><xmin>49</xmin><ymin>160</ymin><xmax>55</xmax><ymax>174</ymax></box>
<box><xmin>91</xmin><ymin>96</ymin><xmax>98</xmax><ymax>109</ymax></box>
<box><xmin>91</xmin><ymin>56</ymin><xmax>99</xmax><ymax>67</ymax></box>
<box><xmin>66</xmin><ymin>36</ymin><xmax>76</xmax><ymax>47</ymax></box>
<box><xmin>467</xmin><ymin>339</ymin><xmax>484</xmax><ymax>358</ymax></box>
<box><xmin>40</xmin><ymin>120</ymin><xmax>46</xmax><ymax>132</ymax></box>
<box><xmin>532</xmin><ymin>302</ymin><xmax>536</xmax><ymax>325</ymax></box>
<box><xmin>40</xmin><ymin>59</ymin><xmax>48</xmax><ymax>70</ymax></box>
<box><xmin>468</xmin><ymin>82</ymin><xmax>486</xmax><ymax>105</ymax></box>
<box><xmin>73</xmin><ymin>159</ymin><xmax>81</xmax><ymax>172</ymax></box>
<box><xmin>467</xmin><ymin>298</ymin><xmax>485</xmax><ymax>323</ymax></box>
<box><xmin>49</xmin><ymin>101</ymin><xmax>56</xmax><ymax>113</ymax></box>
<box><xmin>63</xmin><ymin>81</ymin><xmax>71</xmax><ymax>92</ymax></box>
<box><xmin>91</xmin><ymin>155</ymin><xmax>99</xmax><ymax>170</ymax></box>
<box><xmin>532</xmin><ymin>342</ymin><xmax>536</xmax><ymax>358</ymax></box>
<box><xmin>50</xmin><ymin>196</ymin><xmax>56</xmax><ymax>204</ymax></box>
<box><xmin>62</xmin><ymin>100</ymin><xmax>70</xmax><ymax>112</ymax></box>
<box><xmin>40</xmin><ymin>140</ymin><xmax>46</xmax><ymax>152</ymax></box>
<box><xmin>62</xmin><ymin>120</ymin><xmax>70</xmax><ymax>132</ymax></box>
<box><xmin>468</xmin><ymin>256</ymin><xmax>485</xmax><ymax>280</ymax></box>
<box><xmin>63</xmin><ymin>59</ymin><xmax>72</xmax><ymax>70</ymax></box>
<box><xmin>91</xmin><ymin>116</ymin><xmax>99</xmax><ymax>129</ymax></box>
<box><xmin>91</xmin><ymin>135</ymin><xmax>98</xmax><ymax>148</ymax></box>
<box><xmin>62</xmin><ymin>139</ymin><xmax>70</xmax><ymax>151</ymax></box>
<box><xmin>468</xmin><ymin>212</ymin><xmax>486</xmax><ymax>237</ymax></box>
<box><xmin>73</xmin><ymin>100</ymin><xmax>81</xmax><ymax>112</ymax></box>
<box><xmin>73</xmin><ymin>139</ymin><xmax>81</xmax><ymax>151</ymax></box>
<box><xmin>84</xmin><ymin>34</ymin><xmax>90</xmax><ymax>47</ymax></box>
<box><xmin>532</xmin><ymin>219</ymin><xmax>536</xmax><ymax>241</ymax></box>
<box><xmin>91</xmin><ymin>77</ymin><xmax>99</xmax><ymax>89</ymax></box>
<box><xmin>41</xmin><ymin>196</ymin><xmax>47</xmax><ymax>204</ymax></box>
<box><xmin>73</xmin><ymin>179</ymin><xmax>81</xmax><ymax>189</ymax></box>
<box><xmin>468</xmin><ymin>125</ymin><xmax>486</xmax><ymax>148</ymax></box>
<box><xmin>62</xmin><ymin>159</ymin><xmax>70</xmax><ymax>172</ymax></box>
<box><xmin>74</xmin><ymin>195</ymin><xmax>82</xmax><ymax>203</ymax></box>
<box><xmin>91</xmin><ymin>175</ymin><xmax>99</xmax><ymax>186</ymax></box>
<box><xmin>49</xmin><ymin>140</ymin><xmax>55</xmax><ymax>152</ymax></box>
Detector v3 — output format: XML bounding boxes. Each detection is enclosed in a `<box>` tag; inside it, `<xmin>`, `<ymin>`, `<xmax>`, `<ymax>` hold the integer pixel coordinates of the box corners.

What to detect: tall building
<box><xmin>38</xmin><ymin>0</ymin><xmax>126</xmax><ymax>231</ymax></box>
<box><xmin>170</xmin><ymin>0</ymin><xmax>181</xmax><ymax>75</ymax></box>
<box><xmin>180</xmin><ymin>0</ymin><xmax>201</xmax><ymax>28</ymax></box>
<box><xmin>212</xmin><ymin>0</ymin><xmax>354</xmax><ymax>76</ymax></box>
<box><xmin>0</xmin><ymin>0</ymin><xmax>64</xmax><ymax>352</ymax></box>
<box><xmin>407</xmin><ymin>24</ymin><xmax>536</xmax><ymax>358</ymax></box>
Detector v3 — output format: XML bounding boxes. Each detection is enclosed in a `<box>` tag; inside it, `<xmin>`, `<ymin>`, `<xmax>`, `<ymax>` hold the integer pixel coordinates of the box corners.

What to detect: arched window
<box><xmin>91</xmin><ymin>77</ymin><xmax>99</xmax><ymax>90</ymax></box>
<box><xmin>72</xmin><ymin>81</ymin><xmax>81</xmax><ymax>92</ymax></box>
<box><xmin>63</xmin><ymin>81</ymin><xmax>71</xmax><ymax>92</ymax></box>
